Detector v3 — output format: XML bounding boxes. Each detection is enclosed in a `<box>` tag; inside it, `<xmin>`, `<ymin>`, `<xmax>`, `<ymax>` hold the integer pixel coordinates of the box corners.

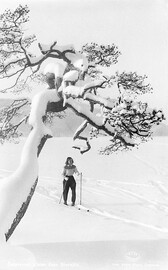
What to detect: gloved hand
<box><xmin>64</xmin><ymin>176</ymin><xmax>68</xmax><ymax>181</ymax></box>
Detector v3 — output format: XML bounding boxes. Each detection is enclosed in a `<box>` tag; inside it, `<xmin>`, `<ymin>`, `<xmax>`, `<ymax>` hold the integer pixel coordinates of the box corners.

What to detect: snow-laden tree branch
<box><xmin>0</xmin><ymin>3</ymin><xmax>164</xmax><ymax>152</ymax></box>
<box><xmin>0</xmin><ymin>99</ymin><xmax>30</xmax><ymax>142</ymax></box>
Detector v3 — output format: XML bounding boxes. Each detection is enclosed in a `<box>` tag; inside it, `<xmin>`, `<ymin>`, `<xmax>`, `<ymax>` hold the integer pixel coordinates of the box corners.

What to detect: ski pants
<box><xmin>63</xmin><ymin>176</ymin><xmax>76</xmax><ymax>203</ymax></box>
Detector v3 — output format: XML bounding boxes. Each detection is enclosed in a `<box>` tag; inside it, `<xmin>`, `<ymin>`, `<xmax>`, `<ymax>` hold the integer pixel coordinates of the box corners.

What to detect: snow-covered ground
<box><xmin>0</xmin><ymin>136</ymin><xmax>168</xmax><ymax>269</ymax></box>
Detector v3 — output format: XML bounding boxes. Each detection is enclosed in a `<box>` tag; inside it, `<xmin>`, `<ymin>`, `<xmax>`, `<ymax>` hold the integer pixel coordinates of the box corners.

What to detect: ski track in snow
<box><xmin>1</xmin><ymin>168</ymin><xmax>168</xmax><ymax>212</ymax></box>
<box><xmin>35</xmin><ymin>186</ymin><xmax>168</xmax><ymax>234</ymax></box>
<box><xmin>29</xmin><ymin>171</ymin><xmax>168</xmax><ymax>236</ymax></box>
<box><xmin>35</xmin><ymin>170</ymin><xmax>168</xmax><ymax>215</ymax></box>
<box><xmin>151</xmin><ymin>180</ymin><xmax>168</xmax><ymax>196</ymax></box>
<box><xmin>129</xmin><ymin>152</ymin><xmax>168</xmax><ymax>191</ymax></box>
<box><xmin>82</xmin><ymin>185</ymin><xmax>168</xmax><ymax>213</ymax></box>
<box><xmin>1</xmin><ymin>143</ymin><xmax>168</xmax><ymax>237</ymax></box>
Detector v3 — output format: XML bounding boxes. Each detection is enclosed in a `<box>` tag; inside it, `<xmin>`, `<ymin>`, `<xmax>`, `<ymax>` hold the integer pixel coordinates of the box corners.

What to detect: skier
<box><xmin>62</xmin><ymin>157</ymin><xmax>80</xmax><ymax>206</ymax></box>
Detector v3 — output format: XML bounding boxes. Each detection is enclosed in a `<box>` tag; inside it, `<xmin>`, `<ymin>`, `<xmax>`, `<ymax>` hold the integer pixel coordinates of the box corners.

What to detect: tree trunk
<box><xmin>5</xmin><ymin>135</ymin><xmax>50</xmax><ymax>241</ymax></box>
<box><xmin>5</xmin><ymin>178</ymin><xmax>38</xmax><ymax>241</ymax></box>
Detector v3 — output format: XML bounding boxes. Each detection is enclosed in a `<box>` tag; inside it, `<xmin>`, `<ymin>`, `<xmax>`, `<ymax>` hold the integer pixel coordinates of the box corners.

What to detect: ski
<box><xmin>61</xmin><ymin>203</ymin><xmax>90</xmax><ymax>212</ymax></box>
<box><xmin>76</xmin><ymin>204</ymin><xmax>90</xmax><ymax>212</ymax></box>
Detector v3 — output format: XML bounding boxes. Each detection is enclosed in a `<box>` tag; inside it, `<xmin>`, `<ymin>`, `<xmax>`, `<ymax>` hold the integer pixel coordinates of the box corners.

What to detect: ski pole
<box><xmin>59</xmin><ymin>180</ymin><xmax>67</xmax><ymax>204</ymax></box>
<box><xmin>59</xmin><ymin>192</ymin><xmax>63</xmax><ymax>204</ymax></box>
<box><xmin>79</xmin><ymin>172</ymin><xmax>82</xmax><ymax>205</ymax></box>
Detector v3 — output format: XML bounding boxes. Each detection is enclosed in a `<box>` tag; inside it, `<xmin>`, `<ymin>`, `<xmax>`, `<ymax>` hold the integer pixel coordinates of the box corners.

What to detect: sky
<box><xmin>0</xmin><ymin>0</ymin><xmax>168</xmax><ymax>120</ymax></box>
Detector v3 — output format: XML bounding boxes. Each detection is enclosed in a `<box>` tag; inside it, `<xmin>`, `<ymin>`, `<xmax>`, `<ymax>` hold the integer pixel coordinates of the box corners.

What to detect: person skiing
<box><xmin>62</xmin><ymin>157</ymin><xmax>80</xmax><ymax>206</ymax></box>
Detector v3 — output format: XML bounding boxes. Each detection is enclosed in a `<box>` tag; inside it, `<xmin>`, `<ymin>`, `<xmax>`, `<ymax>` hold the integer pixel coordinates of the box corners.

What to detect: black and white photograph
<box><xmin>0</xmin><ymin>0</ymin><xmax>168</xmax><ymax>269</ymax></box>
